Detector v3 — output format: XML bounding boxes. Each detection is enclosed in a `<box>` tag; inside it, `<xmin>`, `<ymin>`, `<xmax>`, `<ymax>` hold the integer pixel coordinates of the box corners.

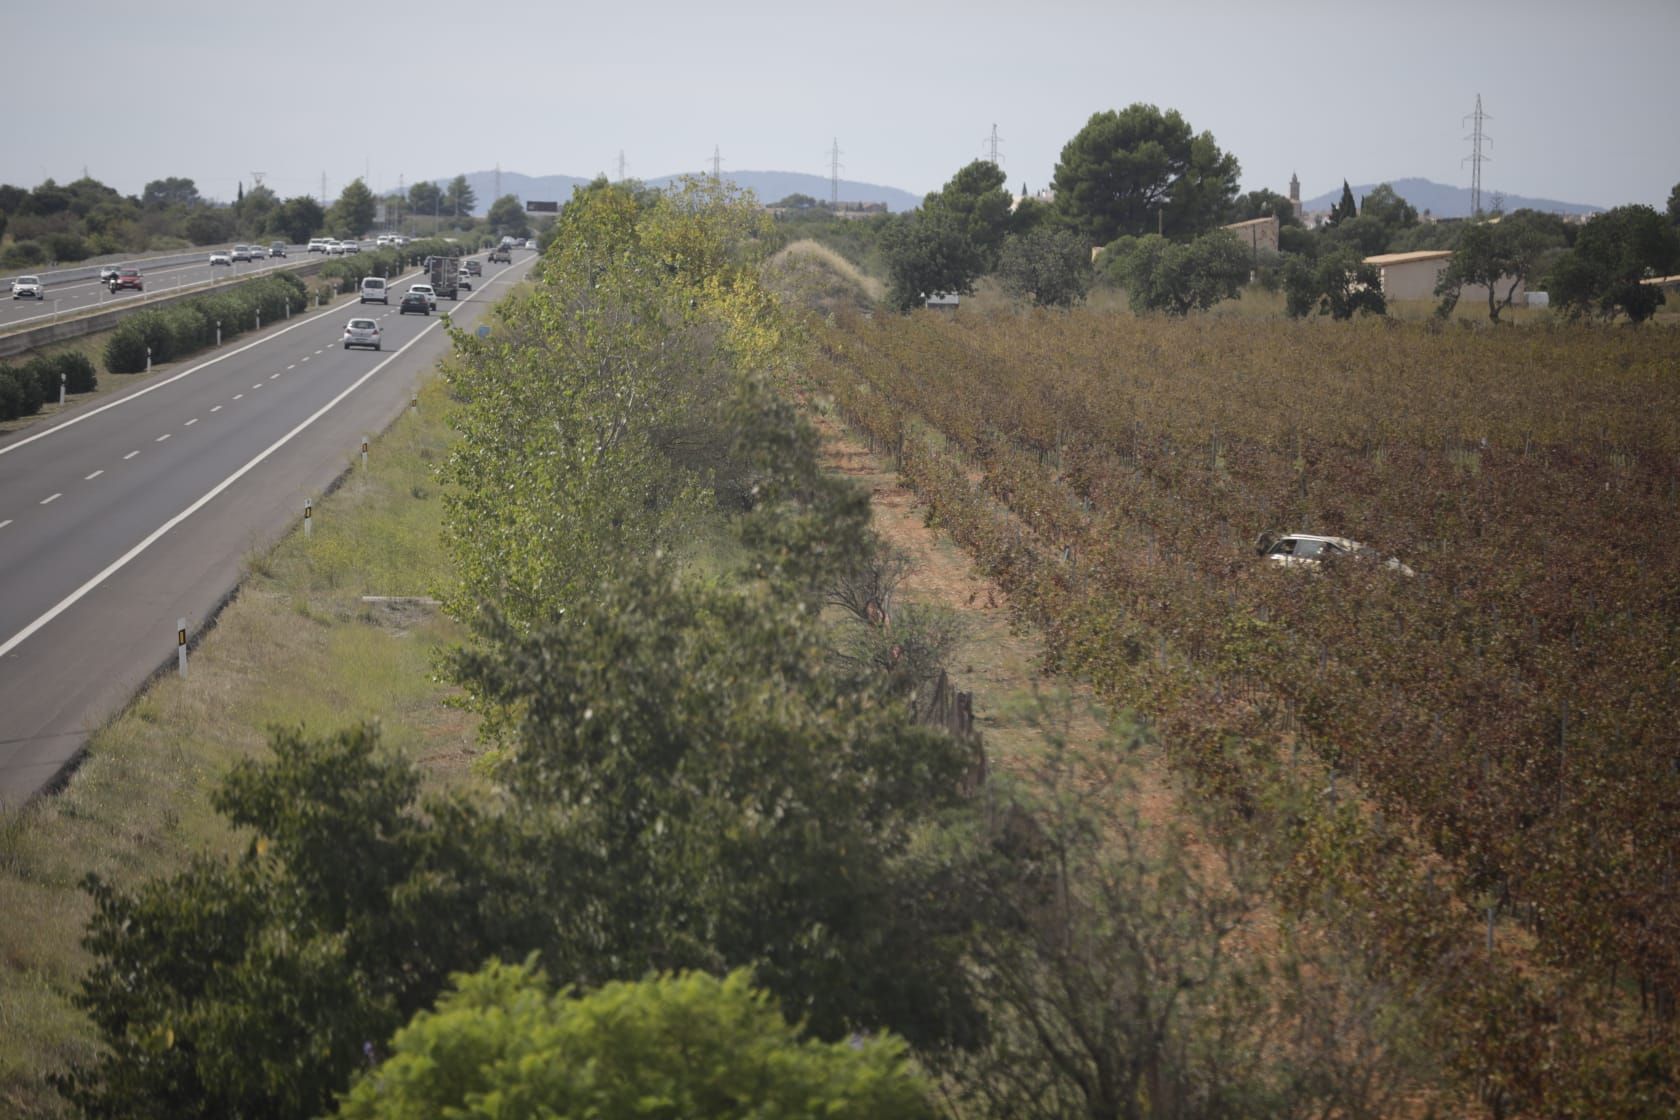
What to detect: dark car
<box><xmin>398</xmin><ymin>290</ymin><xmax>430</xmax><ymax>316</ymax></box>
<box><xmin>109</xmin><ymin>268</ymin><xmax>143</xmax><ymax>292</ymax></box>
<box><xmin>464</xmin><ymin>259</ymin><xmax>482</xmax><ymax>276</ymax></box>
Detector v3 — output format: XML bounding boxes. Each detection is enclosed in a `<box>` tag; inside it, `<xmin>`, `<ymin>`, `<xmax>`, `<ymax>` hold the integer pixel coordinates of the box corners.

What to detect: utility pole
<box><xmin>1462</xmin><ymin>94</ymin><xmax>1493</xmax><ymax>218</ymax></box>
<box><xmin>617</xmin><ymin>150</ymin><xmax>627</xmax><ymax>182</ymax></box>
<box><xmin>828</xmin><ymin>138</ymin><xmax>843</xmax><ymax>207</ymax></box>
<box><xmin>710</xmin><ymin>145</ymin><xmax>722</xmax><ymax>179</ymax></box>
<box><xmin>250</xmin><ymin>171</ymin><xmax>266</xmax><ymax>190</ymax></box>
<box><xmin>983</xmin><ymin>123</ymin><xmax>1004</xmax><ymax>166</ymax></box>
<box><xmin>320</xmin><ymin>171</ymin><xmax>327</xmax><ymax>208</ymax></box>
<box><xmin>494</xmin><ymin>163</ymin><xmax>502</xmax><ymax>201</ymax></box>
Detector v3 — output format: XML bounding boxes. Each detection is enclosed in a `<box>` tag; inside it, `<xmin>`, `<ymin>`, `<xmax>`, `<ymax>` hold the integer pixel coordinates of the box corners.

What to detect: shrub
<box><xmin>0</xmin><ymin>369</ymin><xmax>22</xmax><ymax>420</ymax></box>
<box><xmin>0</xmin><ymin>361</ymin><xmax>47</xmax><ymax>415</ymax></box>
<box><xmin>0</xmin><ymin>240</ymin><xmax>45</xmax><ymax>268</ymax></box>
<box><xmin>53</xmin><ymin>351</ymin><xmax>98</xmax><ymax>394</ymax></box>
<box><xmin>45</xmin><ymin>232</ymin><xmax>91</xmax><ymax>262</ymax></box>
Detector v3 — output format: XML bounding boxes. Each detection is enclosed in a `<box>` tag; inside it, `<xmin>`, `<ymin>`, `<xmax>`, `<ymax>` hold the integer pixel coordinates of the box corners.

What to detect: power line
<box><xmin>1462</xmin><ymin>94</ymin><xmax>1493</xmax><ymax>217</ymax></box>
<box><xmin>983</xmin><ymin>123</ymin><xmax>1004</xmax><ymax>166</ymax></box>
<box><xmin>710</xmin><ymin>145</ymin><xmax>723</xmax><ymax>179</ymax></box>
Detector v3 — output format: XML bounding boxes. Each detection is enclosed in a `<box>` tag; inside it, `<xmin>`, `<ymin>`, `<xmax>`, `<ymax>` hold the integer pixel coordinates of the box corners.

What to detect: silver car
<box><xmin>11</xmin><ymin>275</ymin><xmax>43</xmax><ymax>299</ymax></box>
<box><xmin>342</xmin><ymin>317</ymin><xmax>382</xmax><ymax>351</ymax></box>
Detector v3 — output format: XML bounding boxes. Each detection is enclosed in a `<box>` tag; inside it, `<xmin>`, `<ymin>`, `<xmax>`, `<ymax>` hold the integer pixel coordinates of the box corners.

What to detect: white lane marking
<box><xmin>314</xmin><ymin>349</ymin><xmax>324</xmax><ymax>355</ymax></box>
<box><xmin>0</xmin><ymin>303</ymin><xmax>470</xmax><ymax>661</ymax></box>
<box><xmin>0</xmin><ymin>263</ymin><xmax>433</xmax><ymax>458</ymax></box>
<box><xmin>286</xmin><ymin>364</ymin><xmax>296</xmax><ymax>371</ymax></box>
<box><xmin>269</xmin><ymin>373</ymin><xmax>279</xmax><ymax>380</ymax></box>
<box><xmin>210</xmin><ymin>405</ymin><xmax>222</xmax><ymax>413</ymax></box>
<box><xmin>41</xmin><ymin>493</ymin><xmax>62</xmax><ymax>505</ymax></box>
<box><xmin>155</xmin><ymin>433</ymin><xmax>171</xmax><ymax>442</ymax></box>
<box><xmin>0</xmin><ymin>520</ymin><xmax>11</xmax><ymax>529</ymax></box>
<box><xmin>300</xmin><ymin>357</ymin><xmax>309</xmax><ymax>363</ymax></box>
<box><xmin>123</xmin><ymin>451</ymin><xmax>139</xmax><ymax>460</ymax></box>
<box><xmin>253</xmin><ymin>383</ymin><xmax>264</xmax><ymax>389</ymax></box>
<box><xmin>85</xmin><ymin>470</ymin><xmax>103</xmax><ymax>480</ymax></box>
<box><xmin>185</xmin><ymin>418</ymin><xmax>198</xmax><ymax>427</ymax></box>
<box><xmin>233</xmin><ymin>393</ymin><xmax>243</xmax><ymax>400</ymax></box>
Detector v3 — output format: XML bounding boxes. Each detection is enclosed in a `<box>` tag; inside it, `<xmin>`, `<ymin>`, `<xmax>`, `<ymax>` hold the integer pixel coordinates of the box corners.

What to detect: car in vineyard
<box><xmin>1256</xmin><ymin>532</ymin><xmax>1414</xmax><ymax>577</ymax></box>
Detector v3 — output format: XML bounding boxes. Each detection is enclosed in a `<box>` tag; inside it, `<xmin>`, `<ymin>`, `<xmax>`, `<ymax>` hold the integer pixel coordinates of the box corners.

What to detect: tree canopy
<box><xmin>328</xmin><ymin>178</ymin><xmax>376</xmax><ymax>238</ymax></box>
<box><xmin>997</xmin><ymin>226</ymin><xmax>1092</xmax><ymax>308</ymax></box>
<box><xmin>485</xmin><ymin>193</ymin><xmax>530</xmax><ymax>239</ymax></box>
<box><xmin>1547</xmin><ymin>204</ymin><xmax>1679</xmax><ymax>323</ymax></box>
<box><xmin>444</xmin><ymin>174</ymin><xmax>476</xmax><ymax>217</ymax></box>
<box><xmin>1106</xmin><ymin>230</ymin><xmax>1249</xmax><ymax>316</ymax></box>
<box><xmin>335</xmin><ymin>964</ymin><xmax>935</xmax><ymax>1119</ymax></box>
<box><xmin>1050</xmin><ymin>104</ymin><xmax>1240</xmax><ymax>245</ymax></box>
<box><xmin>1434</xmin><ymin>210</ymin><xmax>1567</xmax><ymax>322</ymax></box>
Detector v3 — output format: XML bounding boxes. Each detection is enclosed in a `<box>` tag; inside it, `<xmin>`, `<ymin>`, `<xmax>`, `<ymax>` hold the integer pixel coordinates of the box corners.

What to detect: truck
<box><xmin>427</xmin><ymin>255</ymin><xmax>461</xmax><ymax>300</ymax></box>
<box><xmin>488</xmin><ymin>244</ymin><xmax>511</xmax><ymax>264</ymax></box>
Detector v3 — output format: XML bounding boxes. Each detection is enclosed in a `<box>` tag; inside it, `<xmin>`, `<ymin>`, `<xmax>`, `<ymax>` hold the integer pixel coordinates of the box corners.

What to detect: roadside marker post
<box><xmin>410</xmin><ymin>393</ymin><xmax>418</xmax><ymax>414</ymax></box>
<box><xmin>145</xmin><ymin>346</ymin><xmax>152</xmax><ymax>373</ymax></box>
<box><xmin>361</xmin><ymin>435</ymin><xmax>369</xmax><ymax>469</ymax></box>
<box><xmin>216</xmin><ymin>320</ymin><xmax>222</xmax><ymax>347</ymax></box>
<box><xmin>176</xmin><ymin>618</ymin><xmax>187</xmax><ymax>679</ymax></box>
<box><xmin>59</xmin><ymin>372</ymin><xmax>66</xmax><ymax>406</ymax></box>
<box><xmin>256</xmin><ymin>308</ymin><xmax>261</xmax><ymax>331</ymax></box>
<box><xmin>304</xmin><ymin>498</ymin><xmax>313</xmax><ymax>538</ymax></box>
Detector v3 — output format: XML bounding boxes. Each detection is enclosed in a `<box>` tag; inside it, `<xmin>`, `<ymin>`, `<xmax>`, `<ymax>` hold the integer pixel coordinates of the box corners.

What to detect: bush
<box><xmin>0</xmin><ymin>369</ymin><xmax>22</xmax><ymax>420</ymax></box>
<box><xmin>0</xmin><ymin>361</ymin><xmax>47</xmax><ymax>416</ymax></box>
<box><xmin>0</xmin><ymin>240</ymin><xmax>45</xmax><ymax>268</ymax></box>
<box><xmin>45</xmin><ymin>232</ymin><xmax>91</xmax><ymax>262</ymax></box>
<box><xmin>53</xmin><ymin>351</ymin><xmax>98</xmax><ymax>393</ymax></box>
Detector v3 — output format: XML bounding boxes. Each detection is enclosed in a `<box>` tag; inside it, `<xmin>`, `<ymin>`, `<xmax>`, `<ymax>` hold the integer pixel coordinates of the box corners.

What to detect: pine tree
<box><xmin>1328</xmin><ymin>180</ymin><xmax>1357</xmax><ymax>226</ymax></box>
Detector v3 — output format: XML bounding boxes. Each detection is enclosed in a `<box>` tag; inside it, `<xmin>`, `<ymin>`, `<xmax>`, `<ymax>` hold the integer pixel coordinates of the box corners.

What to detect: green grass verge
<box><xmin>0</xmin><ymin>372</ymin><xmax>476</xmax><ymax>1118</ymax></box>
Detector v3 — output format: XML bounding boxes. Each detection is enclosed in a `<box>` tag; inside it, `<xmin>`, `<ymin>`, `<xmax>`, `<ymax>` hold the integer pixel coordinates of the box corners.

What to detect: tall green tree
<box><xmin>881</xmin><ymin>206</ymin><xmax>987</xmax><ymax>312</ymax></box>
<box><xmin>141</xmin><ymin>176</ymin><xmax>200</xmax><ymax>208</ymax></box>
<box><xmin>922</xmin><ymin>159</ymin><xmax>1012</xmax><ymax>268</ymax></box>
<box><xmin>1547</xmin><ymin>204</ymin><xmax>1679</xmax><ymax>323</ymax></box>
<box><xmin>335</xmin><ymin>965</ymin><xmax>935</xmax><ymax>1119</ymax></box>
<box><xmin>1434</xmin><ymin>210</ymin><xmax>1567</xmax><ymax>322</ymax></box>
<box><xmin>1051</xmin><ymin>104</ymin><xmax>1240</xmax><ymax>244</ymax></box>
<box><xmin>1327</xmin><ymin>180</ymin><xmax>1358</xmax><ymax>226</ymax></box>
<box><xmin>328</xmin><ymin>177</ymin><xmax>376</xmax><ymax>238</ymax></box>
<box><xmin>443</xmin><ymin>174</ymin><xmax>476</xmax><ymax>218</ymax></box>
<box><xmin>407</xmin><ymin>179</ymin><xmax>442</xmax><ymax>216</ymax></box>
<box><xmin>273</xmin><ymin>195</ymin><xmax>326</xmax><ymax>243</ymax></box>
<box><xmin>1668</xmin><ymin>181</ymin><xmax>1680</xmax><ymax>225</ymax></box>
<box><xmin>484</xmin><ymin>193</ymin><xmax>530</xmax><ymax>239</ymax></box>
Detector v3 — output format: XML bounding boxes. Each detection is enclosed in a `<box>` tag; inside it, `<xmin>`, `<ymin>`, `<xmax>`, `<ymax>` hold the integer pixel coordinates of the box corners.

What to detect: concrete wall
<box><xmin>1379</xmin><ymin>257</ymin><xmax>1522</xmax><ymax>306</ymax></box>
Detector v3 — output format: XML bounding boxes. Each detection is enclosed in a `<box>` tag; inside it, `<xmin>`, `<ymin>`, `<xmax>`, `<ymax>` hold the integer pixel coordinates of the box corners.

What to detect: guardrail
<box><xmin>7</xmin><ymin>246</ymin><xmax>306</xmax><ymax>288</ymax></box>
<box><xmin>0</xmin><ymin>259</ymin><xmax>330</xmax><ymax>359</ymax></box>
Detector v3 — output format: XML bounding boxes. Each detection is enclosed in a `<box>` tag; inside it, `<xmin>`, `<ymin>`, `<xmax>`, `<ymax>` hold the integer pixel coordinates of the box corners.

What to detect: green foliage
<box><xmin>141</xmin><ymin>177</ymin><xmax>201</xmax><ymax>208</ymax></box>
<box><xmin>102</xmin><ymin>274</ymin><xmax>307</xmax><ymax>373</ymax></box>
<box><xmin>484</xmin><ymin>193</ymin><xmax>529</xmax><ymax>239</ymax></box>
<box><xmin>997</xmin><ymin>226</ymin><xmax>1093</xmax><ymax>308</ymax></box>
<box><xmin>1108</xmin><ymin>230</ymin><xmax>1248</xmax><ymax>316</ymax></box>
<box><xmin>922</xmin><ymin>159</ymin><xmax>1012</xmax><ymax>269</ymax></box>
<box><xmin>1327</xmin><ymin>180</ymin><xmax>1358</xmax><ymax>226</ymax></box>
<box><xmin>882</xmin><ymin>207</ymin><xmax>985</xmax><ymax>312</ymax></box>
<box><xmin>1051</xmin><ymin>104</ymin><xmax>1241</xmax><ymax>243</ymax></box>
<box><xmin>1547</xmin><ymin>204</ymin><xmax>1679</xmax><ymax>323</ymax></box>
<box><xmin>1434</xmin><ymin>211</ymin><xmax>1568</xmax><ymax>322</ymax></box>
<box><xmin>0</xmin><ymin>368</ymin><xmax>24</xmax><ymax>420</ymax></box>
<box><xmin>1282</xmin><ymin>248</ymin><xmax>1386</xmax><ymax>319</ymax></box>
<box><xmin>0</xmin><ymin>239</ymin><xmax>44</xmax><ymax>267</ymax></box>
<box><xmin>328</xmin><ymin>178</ymin><xmax>377</xmax><ymax>238</ymax></box>
<box><xmin>407</xmin><ymin>180</ymin><xmax>442</xmax><ymax>215</ymax></box>
<box><xmin>336</xmin><ymin>964</ymin><xmax>934</xmax><ymax>1119</ymax></box>
<box><xmin>1669</xmin><ymin>181</ymin><xmax>1680</xmax><ymax>225</ymax></box>
<box><xmin>1229</xmin><ymin>188</ymin><xmax>1298</xmax><ymax>227</ymax></box>
<box><xmin>273</xmin><ymin>195</ymin><xmax>326</xmax><ymax>243</ymax></box>
<box><xmin>443</xmin><ymin>174</ymin><xmax>476</xmax><ymax>218</ymax></box>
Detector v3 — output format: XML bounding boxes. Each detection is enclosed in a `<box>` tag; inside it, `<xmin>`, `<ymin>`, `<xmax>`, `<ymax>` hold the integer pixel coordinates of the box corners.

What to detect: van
<box><xmin>359</xmin><ymin>277</ymin><xmax>388</xmax><ymax>304</ymax></box>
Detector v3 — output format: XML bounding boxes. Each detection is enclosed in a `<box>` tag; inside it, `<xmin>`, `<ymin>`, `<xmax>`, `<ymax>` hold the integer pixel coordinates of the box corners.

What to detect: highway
<box><xmin>2</xmin><ymin>245</ymin><xmax>313</xmax><ymax>331</ymax></box>
<box><xmin>0</xmin><ymin>250</ymin><xmax>537</xmax><ymax>806</ymax></box>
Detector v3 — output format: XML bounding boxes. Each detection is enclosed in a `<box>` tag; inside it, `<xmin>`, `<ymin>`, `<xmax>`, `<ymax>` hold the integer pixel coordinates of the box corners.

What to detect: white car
<box><xmin>308</xmin><ymin>238</ymin><xmax>330</xmax><ymax>254</ymax></box>
<box><xmin>342</xmin><ymin>317</ymin><xmax>382</xmax><ymax>351</ymax></box>
<box><xmin>11</xmin><ymin>275</ymin><xmax>44</xmax><ymax>299</ymax></box>
<box><xmin>232</xmin><ymin>245</ymin><xmax>254</xmax><ymax>262</ymax></box>
<box><xmin>1256</xmin><ymin>532</ymin><xmax>1415</xmax><ymax>577</ymax></box>
<box><xmin>327</xmin><ymin>241</ymin><xmax>345</xmax><ymax>255</ymax></box>
<box><xmin>209</xmin><ymin>250</ymin><xmax>232</xmax><ymax>267</ymax></box>
<box><xmin>99</xmin><ymin>265</ymin><xmax>121</xmax><ymax>283</ymax></box>
<box><xmin>342</xmin><ymin>240</ymin><xmax>360</xmax><ymax>254</ymax></box>
<box><xmin>407</xmin><ymin>283</ymin><xmax>437</xmax><ymax>309</ymax></box>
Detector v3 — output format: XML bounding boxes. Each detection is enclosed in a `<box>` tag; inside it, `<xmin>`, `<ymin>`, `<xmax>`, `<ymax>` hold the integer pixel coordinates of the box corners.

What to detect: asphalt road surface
<box><xmin>2</xmin><ymin>245</ymin><xmax>311</xmax><ymax>330</ymax></box>
<box><xmin>0</xmin><ymin>251</ymin><xmax>537</xmax><ymax>806</ymax></box>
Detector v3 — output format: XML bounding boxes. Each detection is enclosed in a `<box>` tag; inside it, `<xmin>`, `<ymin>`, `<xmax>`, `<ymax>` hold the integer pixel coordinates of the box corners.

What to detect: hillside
<box><xmin>1301</xmin><ymin>176</ymin><xmax>1603</xmax><ymax>218</ymax></box>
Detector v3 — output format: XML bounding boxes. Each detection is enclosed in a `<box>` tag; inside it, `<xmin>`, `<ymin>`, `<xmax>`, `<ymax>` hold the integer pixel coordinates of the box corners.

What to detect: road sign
<box><xmin>525</xmin><ymin>200</ymin><xmax>559</xmax><ymax>212</ymax></box>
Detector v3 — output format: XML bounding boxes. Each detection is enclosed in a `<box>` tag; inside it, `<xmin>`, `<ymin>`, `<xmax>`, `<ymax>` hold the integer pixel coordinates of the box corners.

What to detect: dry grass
<box><xmin>0</xmin><ymin>373</ymin><xmax>477</xmax><ymax>1118</ymax></box>
<box><xmin>764</xmin><ymin>239</ymin><xmax>883</xmax><ymax>312</ymax></box>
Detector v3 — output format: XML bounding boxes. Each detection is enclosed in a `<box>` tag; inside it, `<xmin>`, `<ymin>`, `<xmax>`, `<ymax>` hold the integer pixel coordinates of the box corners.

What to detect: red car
<box><xmin>109</xmin><ymin>269</ymin><xmax>143</xmax><ymax>292</ymax></box>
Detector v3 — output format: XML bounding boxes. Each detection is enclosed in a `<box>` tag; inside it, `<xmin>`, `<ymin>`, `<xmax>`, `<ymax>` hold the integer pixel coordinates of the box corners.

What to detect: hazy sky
<box><xmin>6</xmin><ymin>0</ymin><xmax>1676</xmax><ymax>210</ymax></box>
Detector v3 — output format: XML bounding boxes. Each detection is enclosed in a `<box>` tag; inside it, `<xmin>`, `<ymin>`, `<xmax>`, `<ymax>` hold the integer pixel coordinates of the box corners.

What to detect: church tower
<box><xmin>1289</xmin><ymin>171</ymin><xmax>1300</xmax><ymax>210</ymax></box>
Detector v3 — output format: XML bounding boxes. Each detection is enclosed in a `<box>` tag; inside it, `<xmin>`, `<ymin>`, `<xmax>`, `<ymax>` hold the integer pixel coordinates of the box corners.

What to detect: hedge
<box><xmin>0</xmin><ymin>352</ymin><xmax>99</xmax><ymax>421</ymax></box>
<box><xmin>103</xmin><ymin>273</ymin><xmax>308</xmax><ymax>374</ymax></box>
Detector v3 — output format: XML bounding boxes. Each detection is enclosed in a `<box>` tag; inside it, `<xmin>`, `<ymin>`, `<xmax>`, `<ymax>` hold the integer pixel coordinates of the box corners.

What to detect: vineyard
<box><xmin>805</xmin><ymin>309</ymin><xmax>1680</xmax><ymax>1114</ymax></box>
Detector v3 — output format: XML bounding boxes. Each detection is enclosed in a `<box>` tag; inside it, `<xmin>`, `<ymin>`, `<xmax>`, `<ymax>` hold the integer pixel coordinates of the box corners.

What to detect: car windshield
<box><xmin>19</xmin><ymin>276</ymin><xmax>39</xmax><ymax>284</ymax></box>
<box><xmin>119</xmin><ymin>270</ymin><xmax>138</xmax><ymax>277</ymax></box>
<box><xmin>348</xmin><ymin>320</ymin><xmax>376</xmax><ymax>330</ymax></box>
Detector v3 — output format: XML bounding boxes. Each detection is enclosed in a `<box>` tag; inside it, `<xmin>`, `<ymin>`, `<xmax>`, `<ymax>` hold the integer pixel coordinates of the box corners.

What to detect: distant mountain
<box><xmin>1300</xmin><ymin>177</ymin><xmax>1602</xmax><ymax>220</ymax></box>
<box><xmin>407</xmin><ymin>169</ymin><xmax>922</xmax><ymax>216</ymax></box>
